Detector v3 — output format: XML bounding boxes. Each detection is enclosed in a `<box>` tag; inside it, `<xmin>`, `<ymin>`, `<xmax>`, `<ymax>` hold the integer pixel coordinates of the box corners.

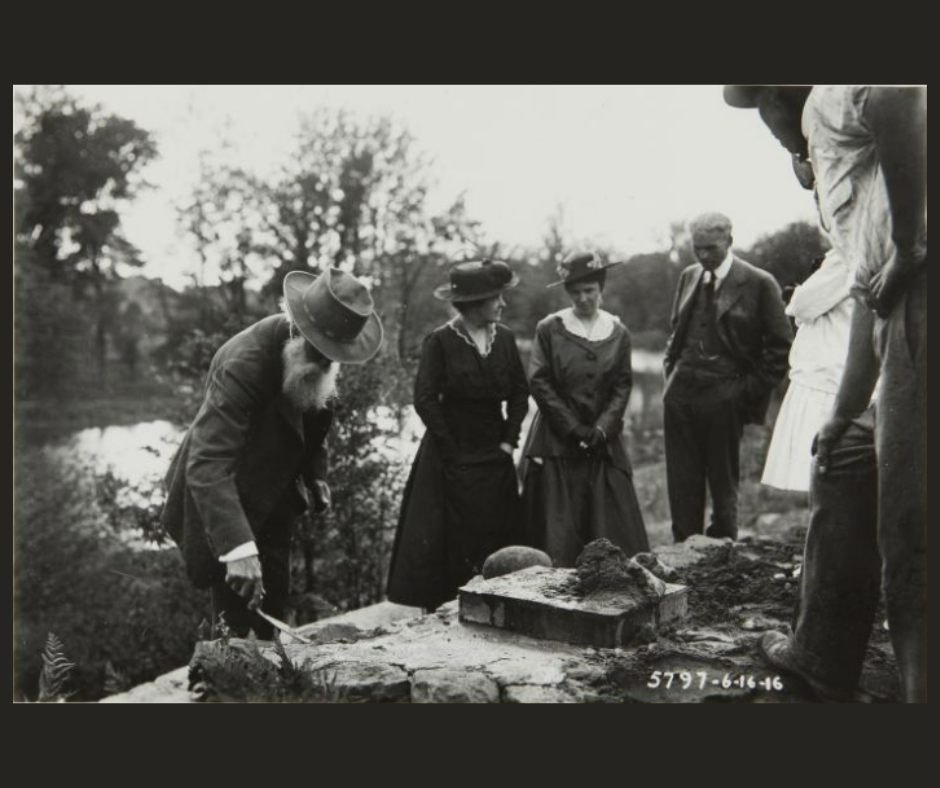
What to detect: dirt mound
<box><xmin>584</xmin><ymin>527</ymin><xmax>901</xmax><ymax>703</ymax></box>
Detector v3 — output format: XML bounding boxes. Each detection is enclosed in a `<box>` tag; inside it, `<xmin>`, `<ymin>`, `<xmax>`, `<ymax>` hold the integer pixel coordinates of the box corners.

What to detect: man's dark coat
<box><xmin>663</xmin><ymin>255</ymin><xmax>793</xmax><ymax>423</ymax></box>
<box><xmin>161</xmin><ymin>314</ymin><xmax>332</xmax><ymax>588</ymax></box>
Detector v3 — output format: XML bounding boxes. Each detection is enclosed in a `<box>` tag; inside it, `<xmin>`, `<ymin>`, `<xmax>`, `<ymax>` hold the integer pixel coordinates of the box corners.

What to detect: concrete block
<box><xmin>458</xmin><ymin>565</ymin><xmax>688</xmax><ymax>648</ymax></box>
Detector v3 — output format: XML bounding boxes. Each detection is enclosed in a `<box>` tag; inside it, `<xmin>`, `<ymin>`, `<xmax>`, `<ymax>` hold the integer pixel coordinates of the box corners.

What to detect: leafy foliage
<box><xmin>103</xmin><ymin>660</ymin><xmax>130</xmax><ymax>695</ymax></box>
<box><xmin>14</xmin><ymin>448</ymin><xmax>209</xmax><ymax>701</ymax></box>
<box><xmin>37</xmin><ymin>633</ymin><xmax>76</xmax><ymax>702</ymax></box>
<box><xmin>291</xmin><ymin>353</ymin><xmax>410</xmax><ymax>613</ymax></box>
<box><xmin>743</xmin><ymin>221</ymin><xmax>829</xmax><ymax>289</ymax></box>
<box><xmin>14</xmin><ymin>86</ymin><xmax>159</xmax><ymax>399</ymax></box>
<box><xmin>178</xmin><ymin>108</ymin><xmax>482</xmax><ymax>361</ymax></box>
<box><xmin>188</xmin><ymin>634</ymin><xmax>342</xmax><ymax>703</ymax></box>
<box><xmin>94</xmin><ymin>469</ymin><xmax>169</xmax><ymax>545</ymax></box>
<box><xmin>15</xmin><ymin>86</ymin><xmax>157</xmax><ymax>286</ymax></box>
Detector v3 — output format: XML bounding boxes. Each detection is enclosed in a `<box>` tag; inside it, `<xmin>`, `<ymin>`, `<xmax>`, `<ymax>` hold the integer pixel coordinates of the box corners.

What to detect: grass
<box><xmin>631</xmin><ymin>422</ymin><xmax>809</xmax><ymax>546</ymax></box>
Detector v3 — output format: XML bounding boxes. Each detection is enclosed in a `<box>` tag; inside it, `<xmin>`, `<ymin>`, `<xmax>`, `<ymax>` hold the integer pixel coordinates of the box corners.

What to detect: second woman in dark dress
<box><xmin>521</xmin><ymin>252</ymin><xmax>649</xmax><ymax>566</ymax></box>
<box><xmin>386</xmin><ymin>260</ymin><xmax>529</xmax><ymax>611</ymax></box>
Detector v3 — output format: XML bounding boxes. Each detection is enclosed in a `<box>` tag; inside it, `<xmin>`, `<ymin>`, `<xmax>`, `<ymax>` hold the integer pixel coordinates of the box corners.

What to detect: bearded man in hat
<box><xmin>161</xmin><ymin>267</ymin><xmax>383</xmax><ymax>639</ymax></box>
<box><xmin>663</xmin><ymin>212</ymin><xmax>792</xmax><ymax>543</ymax></box>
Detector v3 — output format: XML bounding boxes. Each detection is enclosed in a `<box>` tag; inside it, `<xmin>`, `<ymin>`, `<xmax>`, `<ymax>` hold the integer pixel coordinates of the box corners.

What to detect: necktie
<box><xmin>700</xmin><ymin>271</ymin><xmax>719</xmax><ymax>356</ymax></box>
<box><xmin>702</xmin><ymin>270</ymin><xmax>716</xmax><ymax>303</ymax></box>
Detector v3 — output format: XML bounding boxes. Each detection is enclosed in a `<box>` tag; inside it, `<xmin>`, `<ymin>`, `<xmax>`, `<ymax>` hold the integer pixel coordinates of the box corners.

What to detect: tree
<box><xmin>14</xmin><ymin>86</ymin><xmax>158</xmax><ymax>384</ymax></box>
<box><xmin>178</xmin><ymin>108</ymin><xmax>482</xmax><ymax>369</ymax></box>
<box><xmin>15</xmin><ymin>86</ymin><xmax>157</xmax><ymax>286</ymax></box>
<box><xmin>505</xmin><ymin>207</ymin><xmax>573</xmax><ymax>342</ymax></box>
<box><xmin>742</xmin><ymin>220</ymin><xmax>829</xmax><ymax>289</ymax></box>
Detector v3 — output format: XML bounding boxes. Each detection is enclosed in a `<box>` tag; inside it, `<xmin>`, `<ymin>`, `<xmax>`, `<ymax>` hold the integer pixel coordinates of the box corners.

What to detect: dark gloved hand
<box><xmin>586</xmin><ymin>426</ymin><xmax>606</xmax><ymax>451</ymax></box>
<box><xmin>571</xmin><ymin>425</ymin><xmax>601</xmax><ymax>453</ymax></box>
<box><xmin>571</xmin><ymin>424</ymin><xmax>593</xmax><ymax>445</ymax></box>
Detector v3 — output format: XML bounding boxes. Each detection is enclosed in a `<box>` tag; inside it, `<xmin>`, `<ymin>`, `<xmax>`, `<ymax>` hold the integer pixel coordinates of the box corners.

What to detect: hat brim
<box><xmin>433</xmin><ymin>273</ymin><xmax>520</xmax><ymax>302</ymax></box>
<box><xmin>283</xmin><ymin>271</ymin><xmax>384</xmax><ymax>364</ymax></box>
<box><xmin>546</xmin><ymin>261</ymin><xmax>623</xmax><ymax>288</ymax></box>
<box><xmin>723</xmin><ymin>85</ymin><xmax>765</xmax><ymax>108</ymax></box>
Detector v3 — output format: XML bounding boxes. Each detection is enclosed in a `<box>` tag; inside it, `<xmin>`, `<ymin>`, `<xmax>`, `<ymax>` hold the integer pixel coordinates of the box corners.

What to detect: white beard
<box><xmin>281</xmin><ymin>335</ymin><xmax>339</xmax><ymax>411</ymax></box>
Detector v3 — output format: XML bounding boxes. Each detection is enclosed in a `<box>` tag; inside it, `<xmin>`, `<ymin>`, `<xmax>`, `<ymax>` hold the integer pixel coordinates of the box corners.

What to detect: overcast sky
<box><xmin>15</xmin><ymin>85</ymin><xmax>818</xmax><ymax>290</ymax></box>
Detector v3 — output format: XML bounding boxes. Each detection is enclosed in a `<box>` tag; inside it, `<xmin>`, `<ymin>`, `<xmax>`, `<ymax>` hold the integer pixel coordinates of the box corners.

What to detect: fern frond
<box><xmin>272</xmin><ymin>632</ymin><xmax>302</xmax><ymax>682</ymax></box>
<box><xmin>38</xmin><ymin>632</ymin><xmax>75</xmax><ymax>702</ymax></box>
<box><xmin>103</xmin><ymin>660</ymin><xmax>129</xmax><ymax>695</ymax></box>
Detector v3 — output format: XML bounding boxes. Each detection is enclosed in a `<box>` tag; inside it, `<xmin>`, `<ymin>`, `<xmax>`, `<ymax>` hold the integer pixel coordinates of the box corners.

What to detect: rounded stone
<box><xmin>482</xmin><ymin>546</ymin><xmax>553</xmax><ymax>579</ymax></box>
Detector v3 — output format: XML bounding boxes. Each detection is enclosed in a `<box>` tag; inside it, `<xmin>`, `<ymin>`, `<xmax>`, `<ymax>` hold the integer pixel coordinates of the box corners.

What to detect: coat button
<box><xmin>586</xmin><ymin>352</ymin><xmax>597</xmax><ymax>361</ymax></box>
<box><xmin>586</xmin><ymin>372</ymin><xmax>596</xmax><ymax>379</ymax></box>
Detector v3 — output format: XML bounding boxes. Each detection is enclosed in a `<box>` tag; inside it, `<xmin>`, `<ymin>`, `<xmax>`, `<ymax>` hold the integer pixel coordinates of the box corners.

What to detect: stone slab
<box><xmin>457</xmin><ymin>566</ymin><xmax>688</xmax><ymax>648</ymax></box>
<box><xmin>503</xmin><ymin>684</ymin><xmax>580</xmax><ymax>703</ymax></box>
<box><xmin>411</xmin><ymin>668</ymin><xmax>500</xmax><ymax>703</ymax></box>
<box><xmin>651</xmin><ymin>534</ymin><xmax>734</xmax><ymax>570</ymax></box>
<box><xmin>100</xmin><ymin>666</ymin><xmax>194</xmax><ymax>704</ymax></box>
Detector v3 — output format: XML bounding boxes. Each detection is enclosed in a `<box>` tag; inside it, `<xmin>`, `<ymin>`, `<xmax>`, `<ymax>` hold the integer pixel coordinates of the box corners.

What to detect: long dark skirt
<box><xmin>522</xmin><ymin>454</ymin><xmax>649</xmax><ymax>567</ymax></box>
<box><xmin>386</xmin><ymin>436</ymin><xmax>521</xmax><ymax>610</ymax></box>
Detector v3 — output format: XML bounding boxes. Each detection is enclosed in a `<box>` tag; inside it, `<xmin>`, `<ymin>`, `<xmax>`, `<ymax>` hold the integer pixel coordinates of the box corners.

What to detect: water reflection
<box><xmin>44</xmin><ymin>351</ymin><xmax>665</xmax><ymax>516</ymax></box>
<box><xmin>47</xmin><ymin>419</ymin><xmax>182</xmax><ymax>489</ymax></box>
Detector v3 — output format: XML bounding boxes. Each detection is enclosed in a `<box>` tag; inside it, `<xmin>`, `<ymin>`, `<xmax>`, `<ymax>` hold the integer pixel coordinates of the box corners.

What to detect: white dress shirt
<box><xmin>702</xmin><ymin>250</ymin><xmax>734</xmax><ymax>288</ymax></box>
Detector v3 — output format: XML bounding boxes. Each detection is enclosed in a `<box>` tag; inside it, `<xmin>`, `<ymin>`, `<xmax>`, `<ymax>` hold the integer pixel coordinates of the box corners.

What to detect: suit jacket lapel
<box><xmin>715</xmin><ymin>257</ymin><xmax>745</xmax><ymax>322</ymax></box>
<box><xmin>675</xmin><ymin>266</ymin><xmax>705</xmax><ymax>338</ymax></box>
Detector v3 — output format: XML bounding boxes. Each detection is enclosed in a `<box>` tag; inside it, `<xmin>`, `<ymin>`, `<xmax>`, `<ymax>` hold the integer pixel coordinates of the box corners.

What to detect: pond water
<box><xmin>45</xmin><ymin>352</ymin><xmax>665</xmax><ymax>493</ymax></box>
<box><xmin>47</xmin><ymin>419</ymin><xmax>183</xmax><ymax>492</ymax></box>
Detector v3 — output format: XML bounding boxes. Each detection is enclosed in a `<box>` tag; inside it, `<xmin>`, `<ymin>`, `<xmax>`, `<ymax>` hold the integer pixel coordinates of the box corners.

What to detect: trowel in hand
<box><xmin>254</xmin><ymin>610</ymin><xmax>313</xmax><ymax>644</ymax></box>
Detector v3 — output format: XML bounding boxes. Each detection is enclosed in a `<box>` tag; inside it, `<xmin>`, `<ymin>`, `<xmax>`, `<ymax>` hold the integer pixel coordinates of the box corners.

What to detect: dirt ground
<box><xmin>585</xmin><ymin>525</ymin><xmax>901</xmax><ymax>703</ymax></box>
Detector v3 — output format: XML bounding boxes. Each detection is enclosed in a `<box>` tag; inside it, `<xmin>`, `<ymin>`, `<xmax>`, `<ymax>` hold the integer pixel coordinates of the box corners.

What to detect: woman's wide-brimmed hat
<box><xmin>283</xmin><ymin>268</ymin><xmax>384</xmax><ymax>364</ymax></box>
<box><xmin>547</xmin><ymin>252</ymin><xmax>622</xmax><ymax>288</ymax></box>
<box><xmin>433</xmin><ymin>259</ymin><xmax>519</xmax><ymax>302</ymax></box>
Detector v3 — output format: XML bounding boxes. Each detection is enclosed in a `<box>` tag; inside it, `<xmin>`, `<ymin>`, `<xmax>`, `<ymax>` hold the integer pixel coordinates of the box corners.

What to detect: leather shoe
<box><xmin>759</xmin><ymin>631</ymin><xmax>872</xmax><ymax>703</ymax></box>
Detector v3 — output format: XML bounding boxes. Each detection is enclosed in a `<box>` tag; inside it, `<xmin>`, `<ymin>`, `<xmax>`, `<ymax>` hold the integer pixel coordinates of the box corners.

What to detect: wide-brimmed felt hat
<box><xmin>283</xmin><ymin>268</ymin><xmax>384</xmax><ymax>364</ymax></box>
<box><xmin>433</xmin><ymin>259</ymin><xmax>519</xmax><ymax>302</ymax></box>
<box><xmin>723</xmin><ymin>85</ymin><xmax>770</xmax><ymax>108</ymax></box>
<box><xmin>547</xmin><ymin>252</ymin><xmax>622</xmax><ymax>288</ymax></box>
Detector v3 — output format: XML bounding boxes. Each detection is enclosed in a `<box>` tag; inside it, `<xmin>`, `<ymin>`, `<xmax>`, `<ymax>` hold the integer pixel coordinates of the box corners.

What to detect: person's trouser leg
<box><xmin>664</xmin><ymin>394</ymin><xmax>707</xmax><ymax>542</ymax></box>
<box><xmin>703</xmin><ymin>393</ymin><xmax>743</xmax><ymax>540</ymax></box>
<box><xmin>875</xmin><ymin>271</ymin><xmax>927</xmax><ymax>702</ymax></box>
<box><xmin>788</xmin><ymin>418</ymin><xmax>881</xmax><ymax>692</ymax></box>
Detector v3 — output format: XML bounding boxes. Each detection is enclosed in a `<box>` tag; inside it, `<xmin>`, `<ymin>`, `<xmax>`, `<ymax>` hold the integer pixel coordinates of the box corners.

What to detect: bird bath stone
<box><xmin>458</xmin><ymin>550</ymin><xmax>688</xmax><ymax>649</ymax></box>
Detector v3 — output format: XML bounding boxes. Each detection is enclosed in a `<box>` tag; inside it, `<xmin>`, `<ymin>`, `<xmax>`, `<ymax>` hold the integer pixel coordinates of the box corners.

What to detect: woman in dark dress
<box><xmin>387</xmin><ymin>260</ymin><xmax>529</xmax><ymax>611</ymax></box>
<box><xmin>521</xmin><ymin>252</ymin><xmax>649</xmax><ymax>566</ymax></box>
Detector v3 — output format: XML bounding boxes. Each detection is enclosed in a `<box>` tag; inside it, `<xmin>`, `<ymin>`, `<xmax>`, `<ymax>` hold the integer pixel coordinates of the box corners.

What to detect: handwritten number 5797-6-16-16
<box><xmin>646</xmin><ymin>670</ymin><xmax>784</xmax><ymax>691</ymax></box>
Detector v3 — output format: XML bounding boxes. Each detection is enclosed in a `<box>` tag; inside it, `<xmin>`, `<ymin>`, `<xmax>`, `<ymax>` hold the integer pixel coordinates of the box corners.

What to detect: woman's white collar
<box><xmin>557</xmin><ymin>308</ymin><xmax>618</xmax><ymax>341</ymax></box>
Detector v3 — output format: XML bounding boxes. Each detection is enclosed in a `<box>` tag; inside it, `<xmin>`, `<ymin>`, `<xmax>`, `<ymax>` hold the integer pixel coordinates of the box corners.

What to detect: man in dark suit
<box><xmin>663</xmin><ymin>212</ymin><xmax>792</xmax><ymax>542</ymax></box>
<box><xmin>161</xmin><ymin>267</ymin><xmax>383</xmax><ymax>638</ymax></box>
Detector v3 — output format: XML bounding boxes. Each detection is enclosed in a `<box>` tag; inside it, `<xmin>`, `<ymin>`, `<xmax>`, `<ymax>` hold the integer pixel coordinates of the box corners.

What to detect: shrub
<box><xmin>14</xmin><ymin>448</ymin><xmax>209</xmax><ymax>701</ymax></box>
<box><xmin>292</xmin><ymin>352</ymin><xmax>410</xmax><ymax>614</ymax></box>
